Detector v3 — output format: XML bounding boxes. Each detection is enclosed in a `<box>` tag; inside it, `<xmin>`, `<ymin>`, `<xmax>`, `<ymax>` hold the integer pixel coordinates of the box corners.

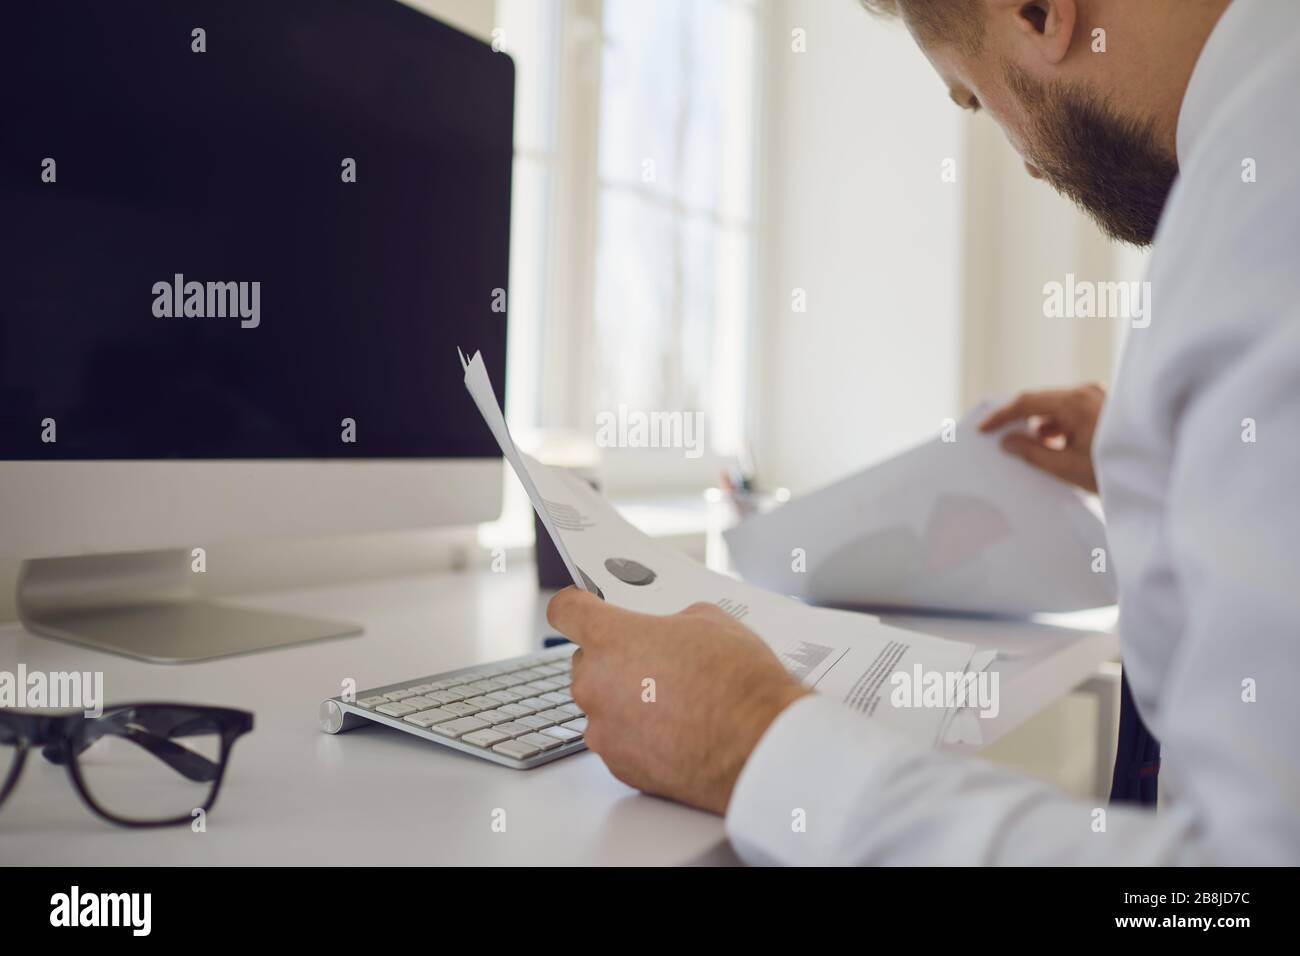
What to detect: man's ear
<box><xmin>1000</xmin><ymin>0</ymin><xmax>1078</xmax><ymax>65</ymax></box>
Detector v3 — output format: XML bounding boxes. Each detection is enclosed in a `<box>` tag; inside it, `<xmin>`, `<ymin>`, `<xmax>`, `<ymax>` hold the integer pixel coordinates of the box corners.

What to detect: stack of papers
<box><xmin>724</xmin><ymin>404</ymin><xmax>1117</xmax><ymax>616</ymax></box>
<box><xmin>461</xmin><ymin>349</ymin><xmax>995</xmax><ymax>747</ymax></box>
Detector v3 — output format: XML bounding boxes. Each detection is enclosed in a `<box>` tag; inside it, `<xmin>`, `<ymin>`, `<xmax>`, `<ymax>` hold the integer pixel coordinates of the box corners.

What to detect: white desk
<box><xmin>0</xmin><ymin>565</ymin><xmax>1117</xmax><ymax>865</ymax></box>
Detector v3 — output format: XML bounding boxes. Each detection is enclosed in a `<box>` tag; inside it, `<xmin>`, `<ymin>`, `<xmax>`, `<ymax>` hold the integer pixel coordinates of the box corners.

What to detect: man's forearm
<box><xmin>726</xmin><ymin>694</ymin><xmax>1214</xmax><ymax>866</ymax></box>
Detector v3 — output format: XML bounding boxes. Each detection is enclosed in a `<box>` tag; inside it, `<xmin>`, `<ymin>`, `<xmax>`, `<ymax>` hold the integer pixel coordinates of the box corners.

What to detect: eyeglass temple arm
<box><xmin>46</xmin><ymin>726</ymin><xmax>221</xmax><ymax>783</ymax></box>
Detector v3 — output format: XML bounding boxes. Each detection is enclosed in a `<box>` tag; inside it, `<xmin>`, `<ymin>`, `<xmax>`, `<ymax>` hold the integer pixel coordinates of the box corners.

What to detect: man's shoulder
<box><xmin>1153</xmin><ymin>38</ymin><xmax>1300</xmax><ymax>308</ymax></box>
<box><xmin>1171</xmin><ymin>26</ymin><xmax>1300</xmax><ymax>236</ymax></box>
<box><xmin>1126</xmin><ymin>41</ymin><xmax>1300</xmax><ymax>420</ymax></box>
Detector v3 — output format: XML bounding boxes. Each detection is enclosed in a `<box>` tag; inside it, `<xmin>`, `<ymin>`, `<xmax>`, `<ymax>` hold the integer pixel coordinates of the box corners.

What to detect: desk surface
<box><xmin>0</xmin><ymin>566</ymin><xmax>1117</xmax><ymax>865</ymax></box>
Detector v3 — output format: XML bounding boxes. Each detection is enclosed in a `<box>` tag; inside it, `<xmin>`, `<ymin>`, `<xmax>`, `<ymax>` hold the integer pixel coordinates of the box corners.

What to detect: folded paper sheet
<box><xmin>461</xmin><ymin>349</ymin><xmax>996</xmax><ymax>747</ymax></box>
<box><xmin>724</xmin><ymin>403</ymin><xmax>1117</xmax><ymax>616</ymax></box>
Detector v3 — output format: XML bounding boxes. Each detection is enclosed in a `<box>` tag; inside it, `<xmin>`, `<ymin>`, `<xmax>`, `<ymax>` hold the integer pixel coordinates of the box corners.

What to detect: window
<box><xmin>495</xmin><ymin>0</ymin><xmax>563</xmax><ymax>434</ymax></box>
<box><xmin>496</xmin><ymin>0</ymin><xmax>761</xmax><ymax>492</ymax></box>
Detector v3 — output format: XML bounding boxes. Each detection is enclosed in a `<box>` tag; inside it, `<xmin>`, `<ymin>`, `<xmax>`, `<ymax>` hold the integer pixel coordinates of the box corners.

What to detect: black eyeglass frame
<box><xmin>0</xmin><ymin>703</ymin><xmax>254</xmax><ymax>828</ymax></box>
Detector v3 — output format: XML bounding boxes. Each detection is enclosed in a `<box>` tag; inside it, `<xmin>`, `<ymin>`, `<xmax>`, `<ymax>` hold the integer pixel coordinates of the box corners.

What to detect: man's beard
<box><xmin>1005</xmin><ymin>64</ymin><xmax>1179</xmax><ymax>247</ymax></box>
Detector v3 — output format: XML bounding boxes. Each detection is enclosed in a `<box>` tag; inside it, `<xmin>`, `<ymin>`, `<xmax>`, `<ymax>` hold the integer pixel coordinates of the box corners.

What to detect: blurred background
<box><xmin>1</xmin><ymin>0</ymin><xmax>1143</xmax><ymax>797</ymax></box>
<box><xmin>364</xmin><ymin>0</ymin><xmax>1140</xmax><ymax>797</ymax></box>
<box><xmin>462</xmin><ymin>0</ymin><xmax>1147</xmax><ymax>554</ymax></box>
<box><xmin>422</xmin><ymin>0</ymin><xmax>1139</xmax><ymax>799</ymax></box>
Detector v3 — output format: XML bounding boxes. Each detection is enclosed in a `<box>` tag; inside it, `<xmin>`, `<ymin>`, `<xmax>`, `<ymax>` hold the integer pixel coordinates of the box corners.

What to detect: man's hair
<box><xmin>860</xmin><ymin>0</ymin><xmax>986</xmax><ymax>53</ymax></box>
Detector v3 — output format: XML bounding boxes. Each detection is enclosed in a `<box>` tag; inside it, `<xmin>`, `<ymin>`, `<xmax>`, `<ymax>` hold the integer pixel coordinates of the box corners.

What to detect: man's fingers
<box><xmin>546</xmin><ymin>587</ymin><xmax>607</xmax><ymax>643</ymax></box>
<box><xmin>1034</xmin><ymin>418</ymin><xmax>1066</xmax><ymax>440</ymax></box>
<box><xmin>1000</xmin><ymin>433</ymin><xmax>1076</xmax><ymax>481</ymax></box>
<box><xmin>980</xmin><ymin>391</ymin><xmax>1068</xmax><ymax>433</ymax></box>
<box><xmin>679</xmin><ymin>600</ymin><xmax>729</xmax><ymax>621</ymax></box>
<box><xmin>546</xmin><ymin>586</ymin><xmax>647</xmax><ymax>646</ymax></box>
<box><xmin>568</xmin><ymin>646</ymin><xmax>593</xmax><ymax>710</ymax></box>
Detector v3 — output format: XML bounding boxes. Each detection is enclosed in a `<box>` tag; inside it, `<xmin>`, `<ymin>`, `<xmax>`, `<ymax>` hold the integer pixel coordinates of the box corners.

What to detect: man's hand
<box><xmin>979</xmin><ymin>384</ymin><xmax>1106</xmax><ymax>493</ymax></box>
<box><xmin>547</xmin><ymin>588</ymin><xmax>809</xmax><ymax>815</ymax></box>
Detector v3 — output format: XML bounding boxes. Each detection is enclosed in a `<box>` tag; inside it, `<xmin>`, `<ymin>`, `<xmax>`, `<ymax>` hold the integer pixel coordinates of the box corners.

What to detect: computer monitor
<box><xmin>0</xmin><ymin>0</ymin><xmax>514</xmax><ymax>661</ymax></box>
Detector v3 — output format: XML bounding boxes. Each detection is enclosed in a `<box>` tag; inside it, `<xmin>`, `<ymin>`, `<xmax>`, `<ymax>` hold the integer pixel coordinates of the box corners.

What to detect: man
<box><xmin>548</xmin><ymin>0</ymin><xmax>1300</xmax><ymax>864</ymax></box>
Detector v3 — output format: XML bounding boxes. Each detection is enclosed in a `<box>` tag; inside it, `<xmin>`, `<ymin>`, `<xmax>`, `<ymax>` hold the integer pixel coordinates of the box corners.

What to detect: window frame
<box><xmin>505</xmin><ymin>0</ymin><xmax>766</xmax><ymax>495</ymax></box>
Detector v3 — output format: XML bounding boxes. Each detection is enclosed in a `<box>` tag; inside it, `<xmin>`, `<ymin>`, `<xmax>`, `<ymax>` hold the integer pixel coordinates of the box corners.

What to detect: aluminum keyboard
<box><xmin>319</xmin><ymin>645</ymin><xmax>586</xmax><ymax>768</ymax></box>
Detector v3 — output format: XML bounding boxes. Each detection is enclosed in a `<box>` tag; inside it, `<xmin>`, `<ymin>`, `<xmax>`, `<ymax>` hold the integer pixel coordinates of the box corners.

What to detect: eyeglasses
<box><xmin>0</xmin><ymin>703</ymin><xmax>253</xmax><ymax>828</ymax></box>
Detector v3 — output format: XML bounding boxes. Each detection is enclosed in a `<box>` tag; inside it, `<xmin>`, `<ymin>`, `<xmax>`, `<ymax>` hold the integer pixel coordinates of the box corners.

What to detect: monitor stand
<box><xmin>16</xmin><ymin>550</ymin><xmax>362</xmax><ymax>664</ymax></box>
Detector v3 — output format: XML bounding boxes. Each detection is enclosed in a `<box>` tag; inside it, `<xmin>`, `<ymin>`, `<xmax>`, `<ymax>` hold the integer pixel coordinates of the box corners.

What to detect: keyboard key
<box><xmin>352</xmin><ymin>652</ymin><xmax>591</xmax><ymax>767</ymax></box>
<box><xmin>431</xmin><ymin>716</ymin><xmax>490</xmax><ymax>739</ymax></box>
<box><xmin>492</xmin><ymin>739</ymin><xmax>540</xmax><ymax>760</ymax></box>
<box><xmin>492</xmin><ymin>721</ymin><xmax>534</xmax><ymax>738</ymax></box>
<box><xmin>441</xmin><ymin>701</ymin><xmax>483</xmax><ymax>717</ymax></box>
<box><xmin>518</xmin><ymin>732</ymin><xmax>563</xmax><ymax>752</ymax></box>
<box><xmin>461</xmin><ymin>728</ymin><xmax>510</xmax><ymax>749</ymax></box>
<box><xmin>542</xmin><ymin>726</ymin><xmax>582</xmax><ymax>743</ymax></box>
<box><xmin>404</xmin><ymin>707</ymin><xmax>459</xmax><ymax>727</ymax></box>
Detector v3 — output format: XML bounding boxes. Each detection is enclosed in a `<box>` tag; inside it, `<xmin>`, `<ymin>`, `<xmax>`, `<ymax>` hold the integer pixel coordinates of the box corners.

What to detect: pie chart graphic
<box><xmin>577</xmin><ymin>566</ymin><xmax>605</xmax><ymax>600</ymax></box>
<box><xmin>604</xmin><ymin>557</ymin><xmax>657</xmax><ymax>586</ymax></box>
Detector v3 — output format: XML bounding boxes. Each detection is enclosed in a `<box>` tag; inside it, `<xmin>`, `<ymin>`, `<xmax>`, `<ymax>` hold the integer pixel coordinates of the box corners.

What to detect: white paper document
<box><xmin>724</xmin><ymin>403</ymin><xmax>1117</xmax><ymax>616</ymax></box>
<box><xmin>461</xmin><ymin>349</ymin><xmax>994</xmax><ymax>747</ymax></box>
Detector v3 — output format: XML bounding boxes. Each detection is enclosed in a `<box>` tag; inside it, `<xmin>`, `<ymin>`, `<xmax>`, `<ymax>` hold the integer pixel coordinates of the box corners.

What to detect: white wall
<box><xmin>398</xmin><ymin>0</ymin><xmax>494</xmax><ymax>40</ymax></box>
<box><xmin>751</xmin><ymin>0</ymin><xmax>1140</xmax><ymax>494</ymax></box>
<box><xmin>959</xmin><ymin>113</ymin><xmax>1129</xmax><ymax>407</ymax></box>
<box><xmin>752</xmin><ymin>0</ymin><xmax>965</xmax><ymax>494</ymax></box>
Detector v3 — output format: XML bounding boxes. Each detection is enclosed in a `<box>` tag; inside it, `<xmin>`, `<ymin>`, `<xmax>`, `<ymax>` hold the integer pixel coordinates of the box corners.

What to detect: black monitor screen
<box><xmin>0</xmin><ymin>0</ymin><xmax>512</xmax><ymax>459</ymax></box>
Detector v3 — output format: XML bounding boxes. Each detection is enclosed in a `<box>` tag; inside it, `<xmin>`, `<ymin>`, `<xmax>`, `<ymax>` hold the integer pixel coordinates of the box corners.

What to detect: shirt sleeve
<box><xmin>725</xmin><ymin>318</ymin><xmax>1300</xmax><ymax>867</ymax></box>
<box><xmin>725</xmin><ymin>694</ymin><xmax>1196</xmax><ymax>865</ymax></box>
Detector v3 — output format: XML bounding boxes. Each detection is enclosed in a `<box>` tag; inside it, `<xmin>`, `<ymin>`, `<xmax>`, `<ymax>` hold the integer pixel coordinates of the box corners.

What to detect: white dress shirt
<box><xmin>726</xmin><ymin>0</ymin><xmax>1300</xmax><ymax>865</ymax></box>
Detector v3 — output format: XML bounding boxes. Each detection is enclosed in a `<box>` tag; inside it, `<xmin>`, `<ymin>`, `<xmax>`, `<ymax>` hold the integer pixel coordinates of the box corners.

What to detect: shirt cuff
<box><xmin>724</xmin><ymin>692</ymin><xmax>920</xmax><ymax>865</ymax></box>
